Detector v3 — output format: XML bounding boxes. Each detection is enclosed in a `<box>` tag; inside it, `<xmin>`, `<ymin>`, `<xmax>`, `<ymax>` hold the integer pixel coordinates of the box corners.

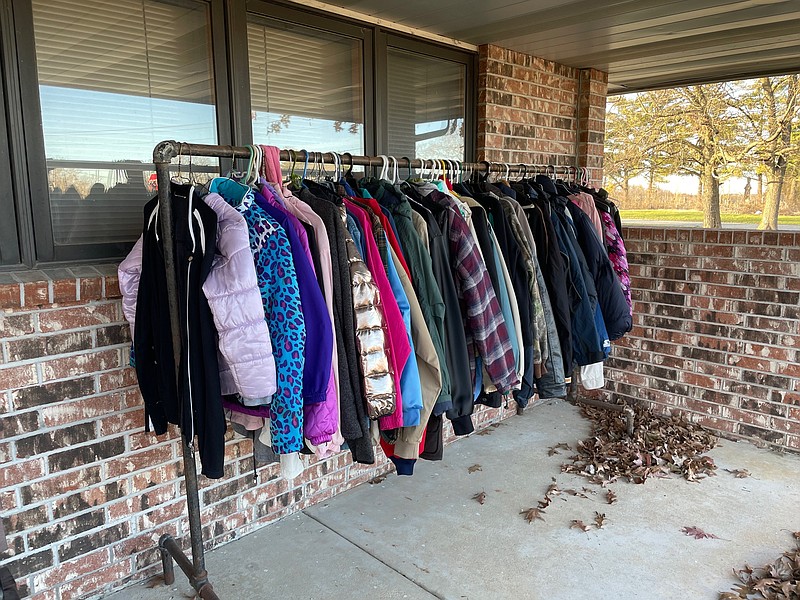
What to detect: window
<box><xmin>247</xmin><ymin>15</ymin><xmax>366</xmax><ymax>155</ymax></box>
<box><xmin>3</xmin><ymin>1</ymin><xmax>475</xmax><ymax>267</ymax></box>
<box><xmin>387</xmin><ymin>48</ymin><xmax>467</xmax><ymax>161</ymax></box>
<box><xmin>29</xmin><ymin>0</ymin><xmax>218</xmax><ymax>258</ymax></box>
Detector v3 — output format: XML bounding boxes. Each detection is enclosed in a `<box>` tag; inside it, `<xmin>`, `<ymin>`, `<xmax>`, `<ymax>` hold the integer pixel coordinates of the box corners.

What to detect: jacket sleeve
<box><xmin>345</xmin><ymin>233</ymin><xmax>396</xmax><ymax>420</ymax></box>
<box><xmin>202</xmin><ymin>214</ymin><xmax>277</xmax><ymax>402</ymax></box>
<box><xmin>118</xmin><ymin>236</ymin><xmax>144</xmax><ymax>341</ymax></box>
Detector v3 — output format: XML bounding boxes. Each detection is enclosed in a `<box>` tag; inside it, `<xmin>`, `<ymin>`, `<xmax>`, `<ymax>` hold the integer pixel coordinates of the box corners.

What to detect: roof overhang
<box><xmin>293</xmin><ymin>0</ymin><xmax>800</xmax><ymax>93</ymax></box>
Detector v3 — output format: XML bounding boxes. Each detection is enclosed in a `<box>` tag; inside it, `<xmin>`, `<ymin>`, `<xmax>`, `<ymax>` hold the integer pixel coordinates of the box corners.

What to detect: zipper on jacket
<box><xmin>184</xmin><ymin>186</ymin><xmax>197</xmax><ymax>450</ymax></box>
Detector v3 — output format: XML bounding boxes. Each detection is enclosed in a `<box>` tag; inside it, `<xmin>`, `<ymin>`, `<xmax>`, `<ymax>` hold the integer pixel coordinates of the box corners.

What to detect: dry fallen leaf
<box><xmin>720</xmin><ymin>531</ymin><xmax>800</xmax><ymax>599</ymax></box>
<box><xmin>546</xmin><ymin>482</ymin><xmax>561</xmax><ymax>496</ymax></box>
<box><xmin>570</xmin><ymin>520</ymin><xmax>592</xmax><ymax>532</ymax></box>
<box><xmin>520</xmin><ymin>507</ymin><xmax>545</xmax><ymax>523</ymax></box>
<box><xmin>468</xmin><ymin>464</ymin><xmax>483</xmax><ymax>474</ymax></box>
<box><xmin>606</xmin><ymin>490</ymin><xmax>617</xmax><ymax>505</ymax></box>
<box><xmin>369</xmin><ymin>475</ymin><xmax>386</xmax><ymax>485</ymax></box>
<box><xmin>594</xmin><ymin>512</ymin><xmax>607</xmax><ymax>528</ymax></box>
<box><xmin>473</xmin><ymin>491</ymin><xmax>487</xmax><ymax>505</ymax></box>
<box><xmin>724</xmin><ymin>468</ymin><xmax>751</xmax><ymax>479</ymax></box>
<box><xmin>538</xmin><ymin>496</ymin><xmax>552</xmax><ymax>509</ymax></box>
<box><xmin>548</xmin><ymin>442</ymin><xmax>572</xmax><ymax>456</ymax></box>
<box><xmin>561</xmin><ymin>403</ymin><xmax>717</xmax><ymax>486</ymax></box>
<box><xmin>682</xmin><ymin>526</ymin><xmax>719</xmax><ymax>540</ymax></box>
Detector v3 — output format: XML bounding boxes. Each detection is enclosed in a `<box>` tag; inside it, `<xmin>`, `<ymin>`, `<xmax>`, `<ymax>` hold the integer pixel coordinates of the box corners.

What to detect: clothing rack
<box><xmin>149</xmin><ymin>139</ymin><xmax>596</xmax><ymax>598</ymax></box>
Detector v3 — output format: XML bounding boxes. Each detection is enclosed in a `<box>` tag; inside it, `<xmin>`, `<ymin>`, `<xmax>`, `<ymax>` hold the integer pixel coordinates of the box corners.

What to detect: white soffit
<box><xmin>298</xmin><ymin>0</ymin><xmax>800</xmax><ymax>93</ymax></box>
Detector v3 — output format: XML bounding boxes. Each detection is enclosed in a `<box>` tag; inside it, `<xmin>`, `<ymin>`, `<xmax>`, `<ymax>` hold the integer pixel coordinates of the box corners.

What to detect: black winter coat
<box><xmin>134</xmin><ymin>184</ymin><xmax>225</xmax><ymax>478</ymax></box>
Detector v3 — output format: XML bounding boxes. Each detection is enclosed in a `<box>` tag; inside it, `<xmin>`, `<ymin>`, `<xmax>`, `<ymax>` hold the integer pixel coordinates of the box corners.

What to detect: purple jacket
<box><xmin>119</xmin><ymin>192</ymin><xmax>277</xmax><ymax>402</ymax></box>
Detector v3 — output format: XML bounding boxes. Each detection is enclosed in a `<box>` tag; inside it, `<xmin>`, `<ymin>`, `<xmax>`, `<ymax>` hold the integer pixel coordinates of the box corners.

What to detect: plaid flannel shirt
<box><xmin>429</xmin><ymin>191</ymin><xmax>519</xmax><ymax>393</ymax></box>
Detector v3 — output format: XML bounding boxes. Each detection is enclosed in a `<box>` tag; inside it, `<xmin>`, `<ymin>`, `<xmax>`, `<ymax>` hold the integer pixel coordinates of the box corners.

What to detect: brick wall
<box><xmin>477</xmin><ymin>45</ymin><xmax>608</xmax><ymax>186</ymax></box>
<box><xmin>0</xmin><ymin>270</ymin><xmax>518</xmax><ymax>600</ymax></box>
<box><xmin>605</xmin><ymin>227</ymin><xmax>800</xmax><ymax>449</ymax></box>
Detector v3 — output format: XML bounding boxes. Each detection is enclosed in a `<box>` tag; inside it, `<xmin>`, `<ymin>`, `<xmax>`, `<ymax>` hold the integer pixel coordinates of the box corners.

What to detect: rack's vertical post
<box><xmin>152</xmin><ymin>141</ymin><xmax>218</xmax><ymax>600</ymax></box>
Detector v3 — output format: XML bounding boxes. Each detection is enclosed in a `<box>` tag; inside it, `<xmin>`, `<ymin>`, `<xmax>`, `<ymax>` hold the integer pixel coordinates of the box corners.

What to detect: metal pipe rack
<box><xmin>150</xmin><ymin>139</ymin><xmax>587</xmax><ymax>598</ymax></box>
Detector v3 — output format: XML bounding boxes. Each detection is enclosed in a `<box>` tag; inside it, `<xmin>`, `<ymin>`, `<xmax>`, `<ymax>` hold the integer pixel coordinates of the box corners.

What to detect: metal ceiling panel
<box><xmin>315</xmin><ymin>0</ymin><xmax>800</xmax><ymax>92</ymax></box>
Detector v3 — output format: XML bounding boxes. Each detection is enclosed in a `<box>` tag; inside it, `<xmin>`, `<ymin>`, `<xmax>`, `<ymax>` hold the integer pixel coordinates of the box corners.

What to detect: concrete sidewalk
<box><xmin>108</xmin><ymin>401</ymin><xmax>800</xmax><ymax>600</ymax></box>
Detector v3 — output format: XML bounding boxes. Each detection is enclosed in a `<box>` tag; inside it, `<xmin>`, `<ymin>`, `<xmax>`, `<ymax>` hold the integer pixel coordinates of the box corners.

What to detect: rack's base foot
<box><xmin>158</xmin><ymin>534</ymin><xmax>219</xmax><ymax>599</ymax></box>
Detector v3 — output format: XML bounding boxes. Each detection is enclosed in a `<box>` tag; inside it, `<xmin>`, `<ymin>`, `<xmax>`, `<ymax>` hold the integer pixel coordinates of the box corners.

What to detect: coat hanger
<box><xmin>341</xmin><ymin>152</ymin><xmax>354</xmax><ymax>180</ymax></box>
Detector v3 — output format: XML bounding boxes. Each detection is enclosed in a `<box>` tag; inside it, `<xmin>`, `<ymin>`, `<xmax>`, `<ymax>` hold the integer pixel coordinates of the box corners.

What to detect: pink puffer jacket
<box><xmin>118</xmin><ymin>192</ymin><xmax>277</xmax><ymax>402</ymax></box>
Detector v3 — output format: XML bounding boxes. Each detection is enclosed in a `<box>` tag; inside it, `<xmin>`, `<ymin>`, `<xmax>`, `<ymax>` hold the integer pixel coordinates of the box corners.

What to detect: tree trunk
<box><xmin>758</xmin><ymin>166</ymin><xmax>786</xmax><ymax>230</ymax></box>
<box><xmin>757</xmin><ymin>172</ymin><xmax>763</xmax><ymax>202</ymax></box>
<box><xmin>701</xmin><ymin>164</ymin><xmax>721</xmax><ymax>228</ymax></box>
<box><xmin>647</xmin><ymin>169</ymin><xmax>655</xmax><ymax>200</ymax></box>
<box><xmin>623</xmin><ymin>179</ymin><xmax>630</xmax><ymax>203</ymax></box>
<box><xmin>743</xmin><ymin>177</ymin><xmax>751</xmax><ymax>202</ymax></box>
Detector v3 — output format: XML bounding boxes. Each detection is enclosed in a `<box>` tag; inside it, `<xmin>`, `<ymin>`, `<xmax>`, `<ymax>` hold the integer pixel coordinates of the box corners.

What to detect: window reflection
<box><xmin>248</xmin><ymin>18</ymin><xmax>365</xmax><ymax>155</ymax></box>
<box><xmin>32</xmin><ymin>0</ymin><xmax>218</xmax><ymax>246</ymax></box>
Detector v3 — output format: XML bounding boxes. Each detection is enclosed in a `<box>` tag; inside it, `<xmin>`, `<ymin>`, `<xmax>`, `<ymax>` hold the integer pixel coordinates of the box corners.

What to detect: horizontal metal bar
<box><xmin>152</xmin><ymin>140</ymin><xmax>576</xmax><ymax>175</ymax></box>
<box><xmin>46</xmin><ymin>159</ymin><xmax>219</xmax><ymax>172</ymax></box>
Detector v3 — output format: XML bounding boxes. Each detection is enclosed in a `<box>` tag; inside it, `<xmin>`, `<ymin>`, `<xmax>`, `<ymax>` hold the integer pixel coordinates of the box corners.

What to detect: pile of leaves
<box><xmin>720</xmin><ymin>533</ymin><xmax>800</xmax><ymax>599</ymax></box>
<box><xmin>561</xmin><ymin>403</ymin><xmax>718</xmax><ymax>485</ymax></box>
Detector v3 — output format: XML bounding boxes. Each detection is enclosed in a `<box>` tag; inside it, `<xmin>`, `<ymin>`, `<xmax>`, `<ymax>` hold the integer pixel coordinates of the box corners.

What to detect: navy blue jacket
<box><xmin>567</xmin><ymin>201</ymin><xmax>632</xmax><ymax>341</ymax></box>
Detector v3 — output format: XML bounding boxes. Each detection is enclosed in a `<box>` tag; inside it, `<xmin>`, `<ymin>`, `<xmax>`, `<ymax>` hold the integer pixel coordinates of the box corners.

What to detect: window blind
<box><xmin>32</xmin><ymin>0</ymin><xmax>215</xmax><ymax>104</ymax></box>
<box><xmin>31</xmin><ymin>0</ymin><xmax>218</xmax><ymax>247</ymax></box>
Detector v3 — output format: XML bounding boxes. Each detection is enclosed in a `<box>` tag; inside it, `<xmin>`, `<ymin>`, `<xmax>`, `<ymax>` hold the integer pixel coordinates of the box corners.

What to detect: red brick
<box><xmin>138</xmin><ymin>499</ymin><xmax>186</xmax><ymax>529</ymax></box>
<box><xmin>38</xmin><ymin>303</ymin><xmax>119</xmax><ymax>333</ymax></box>
<box><xmin>78</xmin><ymin>278</ymin><xmax>103</xmax><ymax>302</ymax></box>
<box><xmin>0</xmin><ymin>364</ymin><xmax>39</xmax><ymax>391</ymax></box>
<box><xmin>104</xmin><ymin>276</ymin><xmax>121</xmax><ymax>299</ymax></box>
<box><xmin>0</xmin><ymin>489</ymin><xmax>16</xmax><ymax>511</ymax></box>
<box><xmin>51</xmin><ymin>279</ymin><xmax>77</xmax><ymax>304</ymax></box>
<box><xmin>96</xmin><ymin>407</ymin><xmax>144</xmax><ymax>438</ymax></box>
<box><xmin>39</xmin><ymin>393</ymin><xmax>123</xmax><ymax>427</ymax></box>
<box><xmin>0</xmin><ymin>313</ymin><xmax>35</xmax><ymax>338</ymax></box>
<box><xmin>0</xmin><ymin>283</ymin><xmax>22</xmax><ymax>309</ymax></box>
<box><xmin>105</xmin><ymin>444</ymin><xmax>174</xmax><ymax>478</ymax></box>
<box><xmin>56</xmin><ymin>559</ymin><xmax>132</xmax><ymax>600</ymax></box>
<box><xmin>32</xmin><ymin>547</ymin><xmax>109</xmax><ymax>590</ymax></box>
<box><xmin>23</xmin><ymin>281</ymin><xmax>50</xmax><ymax>307</ymax></box>
<box><xmin>0</xmin><ymin>458</ymin><xmax>46</xmax><ymax>488</ymax></box>
<box><xmin>98</xmin><ymin>368</ymin><xmax>138</xmax><ymax>392</ymax></box>
<box><xmin>20</xmin><ymin>466</ymin><xmax>101</xmax><ymax>505</ymax></box>
<box><xmin>129</xmin><ymin>461</ymin><xmax>182</xmax><ymax>493</ymax></box>
<box><xmin>41</xmin><ymin>349</ymin><xmax>121</xmax><ymax>382</ymax></box>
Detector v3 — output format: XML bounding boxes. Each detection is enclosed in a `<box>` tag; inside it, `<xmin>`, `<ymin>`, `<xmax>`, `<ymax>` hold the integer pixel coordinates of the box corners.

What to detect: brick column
<box><xmin>477</xmin><ymin>44</ymin><xmax>608</xmax><ymax>187</ymax></box>
<box><xmin>577</xmin><ymin>68</ymin><xmax>608</xmax><ymax>187</ymax></box>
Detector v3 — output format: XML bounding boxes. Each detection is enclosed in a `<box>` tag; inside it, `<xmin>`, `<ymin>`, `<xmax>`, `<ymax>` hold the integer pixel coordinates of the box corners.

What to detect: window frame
<box><xmin>0</xmin><ymin>0</ymin><xmax>27</xmax><ymax>267</ymax></box>
<box><xmin>10</xmin><ymin>0</ymin><xmax>234</xmax><ymax>266</ymax></box>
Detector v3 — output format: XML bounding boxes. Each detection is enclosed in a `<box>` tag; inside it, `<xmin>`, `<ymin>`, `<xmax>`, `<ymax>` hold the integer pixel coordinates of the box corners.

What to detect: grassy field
<box><xmin>619</xmin><ymin>209</ymin><xmax>800</xmax><ymax>225</ymax></box>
